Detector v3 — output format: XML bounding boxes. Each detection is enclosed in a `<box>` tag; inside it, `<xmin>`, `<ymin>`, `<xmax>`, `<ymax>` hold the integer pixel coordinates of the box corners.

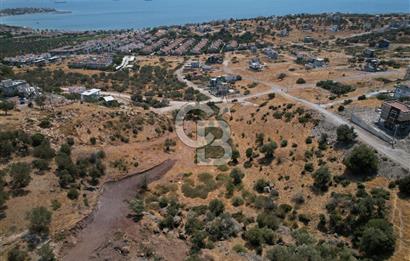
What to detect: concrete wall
<box><xmin>351</xmin><ymin>113</ymin><xmax>393</xmax><ymax>143</ymax></box>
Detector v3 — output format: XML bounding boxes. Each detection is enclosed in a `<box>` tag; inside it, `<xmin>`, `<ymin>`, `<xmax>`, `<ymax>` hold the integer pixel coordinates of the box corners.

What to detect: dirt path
<box><xmin>391</xmin><ymin>193</ymin><xmax>410</xmax><ymax>261</ymax></box>
<box><xmin>61</xmin><ymin>159</ymin><xmax>176</xmax><ymax>261</ymax></box>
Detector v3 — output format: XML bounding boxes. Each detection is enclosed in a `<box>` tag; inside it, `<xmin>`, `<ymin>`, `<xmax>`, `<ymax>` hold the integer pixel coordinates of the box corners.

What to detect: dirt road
<box><xmin>62</xmin><ymin>159</ymin><xmax>176</xmax><ymax>261</ymax></box>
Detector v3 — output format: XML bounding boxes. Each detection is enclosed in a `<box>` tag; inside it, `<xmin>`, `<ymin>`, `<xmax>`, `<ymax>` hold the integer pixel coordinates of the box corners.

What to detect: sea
<box><xmin>0</xmin><ymin>0</ymin><xmax>409</xmax><ymax>31</ymax></box>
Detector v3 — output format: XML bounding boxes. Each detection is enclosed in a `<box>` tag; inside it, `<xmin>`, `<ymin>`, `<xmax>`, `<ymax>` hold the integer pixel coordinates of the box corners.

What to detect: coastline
<box><xmin>1</xmin><ymin>11</ymin><xmax>409</xmax><ymax>33</ymax></box>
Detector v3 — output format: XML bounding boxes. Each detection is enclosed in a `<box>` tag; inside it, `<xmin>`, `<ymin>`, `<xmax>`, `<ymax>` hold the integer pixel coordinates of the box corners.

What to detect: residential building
<box><xmin>380</xmin><ymin>101</ymin><xmax>410</xmax><ymax>129</ymax></box>
<box><xmin>81</xmin><ymin>88</ymin><xmax>101</xmax><ymax>101</ymax></box>
<box><xmin>377</xmin><ymin>39</ymin><xmax>390</xmax><ymax>49</ymax></box>
<box><xmin>264</xmin><ymin>47</ymin><xmax>278</xmax><ymax>60</ymax></box>
<box><xmin>394</xmin><ymin>83</ymin><xmax>410</xmax><ymax>99</ymax></box>
<box><xmin>0</xmin><ymin>79</ymin><xmax>37</xmax><ymax>97</ymax></box>
<box><xmin>249</xmin><ymin>58</ymin><xmax>263</xmax><ymax>71</ymax></box>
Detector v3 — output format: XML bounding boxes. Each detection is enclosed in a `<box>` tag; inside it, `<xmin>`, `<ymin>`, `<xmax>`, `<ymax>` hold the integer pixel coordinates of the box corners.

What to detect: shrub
<box><xmin>27</xmin><ymin>206</ymin><xmax>52</xmax><ymax>236</ymax></box>
<box><xmin>209</xmin><ymin>199</ymin><xmax>225</xmax><ymax>216</ymax></box>
<box><xmin>32</xmin><ymin>159</ymin><xmax>50</xmax><ymax>171</ymax></box>
<box><xmin>129</xmin><ymin>198</ymin><xmax>145</xmax><ymax>222</ymax></box>
<box><xmin>232</xmin><ymin>244</ymin><xmax>247</xmax><ymax>253</ymax></box>
<box><xmin>31</xmin><ymin>133</ymin><xmax>45</xmax><ymax>147</ymax></box>
<box><xmin>398</xmin><ymin>176</ymin><xmax>410</xmax><ymax>197</ymax></box>
<box><xmin>359</xmin><ymin>219</ymin><xmax>395</xmax><ymax>258</ymax></box>
<box><xmin>231</xmin><ymin>196</ymin><xmax>244</xmax><ymax>207</ymax></box>
<box><xmin>257</xmin><ymin>211</ymin><xmax>279</xmax><ymax>230</ymax></box>
<box><xmin>312</xmin><ymin>166</ymin><xmax>332</xmax><ymax>192</ymax></box>
<box><xmin>296</xmin><ymin>78</ymin><xmax>306</xmax><ymax>84</ymax></box>
<box><xmin>344</xmin><ymin>145</ymin><xmax>379</xmax><ymax>176</ymax></box>
<box><xmin>67</xmin><ymin>187</ymin><xmax>79</xmax><ymax>200</ymax></box>
<box><xmin>50</xmin><ymin>199</ymin><xmax>61</xmax><ymax>211</ymax></box>
<box><xmin>9</xmin><ymin>162</ymin><xmax>31</xmax><ymax>191</ymax></box>
<box><xmin>37</xmin><ymin>243</ymin><xmax>56</xmax><ymax>261</ymax></box>
<box><xmin>254</xmin><ymin>179</ymin><xmax>270</xmax><ymax>193</ymax></box>
<box><xmin>316</xmin><ymin>80</ymin><xmax>355</xmax><ymax>95</ymax></box>
<box><xmin>90</xmin><ymin>137</ymin><xmax>97</xmax><ymax>145</ymax></box>
<box><xmin>39</xmin><ymin>119</ymin><xmax>52</xmax><ymax>129</ymax></box>
<box><xmin>7</xmin><ymin>246</ymin><xmax>29</xmax><ymax>261</ymax></box>
<box><xmin>260</xmin><ymin>141</ymin><xmax>277</xmax><ymax>160</ymax></box>
<box><xmin>33</xmin><ymin>140</ymin><xmax>55</xmax><ymax>160</ymax></box>
<box><xmin>336</xmin><ymin>124</ymin><xmax>357</xmax><ymax>144</ymax></box>
<box><xmin>304</xmin><ymin>162</ymin><xmax>314</xmax><ymax>172</ymax></box>
<box><xmin>230</xmin><ymin>168</ymin><xmax>244</xmax><ymax>185</ymax></box>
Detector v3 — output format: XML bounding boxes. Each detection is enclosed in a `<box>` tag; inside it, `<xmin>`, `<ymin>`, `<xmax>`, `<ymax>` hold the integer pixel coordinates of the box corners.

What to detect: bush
<box><xmin>344</xmin><ymin>145</ymin><xmax>379</xmax><ymax>176</ymax></box>
<box><xmin>398</xmin><ymin>176</ymin><xmax>410</xmax><ymax>197</ymax></box>
<box><xmin>316</xmin><ymin>80</ymin><xmax>355</xmax><ymax>95</ymax></box>
<box><xmin>39</xmin><ymin>119</ymin><xmax>52</xmax><ymax>129</ymax></box>
<box><xmin>244</xmin><ymin>226</ymin><xmax>275</xmax><ymax>247</ymax></box>
<box><xmin>32</xmin><ymin>159</ymin><xmax>50</xmax><ymax>171</ymax></box>
<box><xmin>27</xmin><ymin>206</ymin><xmax>52</xmax><ymax>236</ymax></box>
<box><xmin>230</xmin><ymin>168</ymin><xmax>244</xmax><ymax>185</ymax></box>
<box><xmin>209</xmin><ymin>199</ymin><xmax>225</xmax><ymax>216</ymax></box>
<box><xmin>7</xmin><ymin>246</ymin><xmax>29</xmax><ymax>261</ymax></box>
<box><xmin>336</xmin><ymin>124</ymin><xmax>357</xmax><ymax>144</ymax></box>
<box><xmin>9</xmin><ymin>162</ymin><xmax>32</xmax><ymax>191</ymax></box>
<box><xmin>37</xmin><ymin>243</ymin><xmax>56</xmax><ymax>261</ymax></box>
<box><xmin>260</xmin><ymin>141</ymin><xmax>277</xmax><ymax>160</ymax></box>
<box><xmin>67</xmin><ymin>187</ymin><xmax>79</xmax><ymax>200</ymax></box>
<box><xmin>232</xmin><ymin>244</ymin><xmax>247</xmax><ymax>253</ymax></box>
<box><xmin>296</xmin><ymin>78</ymin><xmax>306</xmax><ymax>84</ymax></box>
<box><xmin>359</xmin><ymin>219</ymin><xmax>395</xmax><ymax>258</ymax></box>
<box><xmin>257</xmin><ymin>211</ymin><xmax>279</xmax><ymax>230</ymax></box>
<box><xmin>33</xmin><ymin>140</ymin><xmax>55</xmax><ymax>160</ymax></box>
<box><xmin>312</xmin><ymin>166</ymin><xmax>332</xmax><ymax>192</ymax></box>
<box><xmin>231</xmin><ymin>196</ymin><xmax>244</xmax><ymax>207</ymax></box>
<box><xmin>90</xmin><ymin>137</ymin><xmax>97</xmax><ymax>145</ymax></box>
<box><xmin>254</xmin><ymin>179</ymin><xmax>270</xmax><ymax>193</ymax></box>
<box><xmin>304</xmin><ymin>162</ymin><xmax>314</xmax><ymax>172</ymax></box>
<box><xmin>31</xmin><ymin>133</ymin><xmax>45</xmax><ymax>147</ymax></box>
<box><xmin>129</xmin><ymin>198</ymin><xmax>144</xmax><ymax>222</ymax></box>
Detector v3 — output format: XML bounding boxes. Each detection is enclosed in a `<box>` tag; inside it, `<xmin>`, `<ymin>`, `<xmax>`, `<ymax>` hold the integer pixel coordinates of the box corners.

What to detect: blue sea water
<box><xmin>0</xmin><ymin>0</ymin><xmax>409</xmax><ymax>31</ymax></box>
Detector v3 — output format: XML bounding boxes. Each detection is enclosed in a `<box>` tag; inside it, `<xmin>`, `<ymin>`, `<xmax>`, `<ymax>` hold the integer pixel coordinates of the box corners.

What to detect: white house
<box><xmin>81</xmin><ymin>88</ymin><xmax>101</xmax><ymax>101</ymax></box>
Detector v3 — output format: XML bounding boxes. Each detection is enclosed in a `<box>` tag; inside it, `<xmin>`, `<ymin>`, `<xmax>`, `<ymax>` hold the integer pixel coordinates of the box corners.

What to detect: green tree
<box><xmin>7</xmin><ymin>246</ymin><xmax>29</xmax><ymax>261</ymax></box>
<box><xmin>33</xmin><ymin>140</ymin><xmax>55</xmax><ymax>160</ymax></box>
<box><xmin>260</xmin><ymin>141</ymin><xmax>277</xmax><ymax>160</ymax></box>
<box><xmin>26</xmin><ymin>206</ymin><xmax>52</xmax><ymax>236</ymax></box>
<box><xmin>312</xmin><ymin>166</ymin><xmax>332</xmax><ymax>192</ymax></box>
<box><xmin>9</xmin><ymin>162</ymin><xmax>32</xmax><ymax>191</ymax></box>
<box><xmin>0</xmin><ymin>99</ymin><xmax>15</xmax><ymax>115</ymax></box>
<box><xmin>230</xmin><ymin>168</ymin><xmax>244</xmax><ymax>185</ymax></box>
<box><xmin>231</xmin><ymin>149</ymin><xmax>240</xmax><ymax>164</ymax></box>
<box><xmin>336</xmin><ymin>124</ymin><xmax>357</xmax><ymax>144</ymax></box>
<box><xmin>398</xmin><ymin>176</ymin><xmax>410</xmax><ymax>197</ymax></box>
<box><xmin>245</xmin><ymin>147</ymin><xmax>253</xmax><ymax>160</ymax></box>
<box><xmin>359</xmin><ymin>219</ymin><xmax>395</xmax><ymax>258</ymax></box>
<box><xmin>129</xmin><ymin>198</ymin><xmax>144</xmax><ymax>222</ymax></box>
<box><xmin>344</xmin><ymin>145</ymin><xmax>379</xmax><ymax>176</ymax></box>
<box><xmin>37</xmin><ymin>243</ymin><xmax>56</xmax><ymax>261</ymax></box>
<box><xmin>209</xmin><ymin>199</ymin><xmax>225</xmax><ymax>216</ymax></box>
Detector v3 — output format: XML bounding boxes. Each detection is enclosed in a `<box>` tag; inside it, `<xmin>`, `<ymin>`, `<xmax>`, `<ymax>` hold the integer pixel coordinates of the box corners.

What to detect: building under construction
<box><xmin>380</xmin><ymin>100</ymin><xmax>410</xmax><ymax>131</ymax></box>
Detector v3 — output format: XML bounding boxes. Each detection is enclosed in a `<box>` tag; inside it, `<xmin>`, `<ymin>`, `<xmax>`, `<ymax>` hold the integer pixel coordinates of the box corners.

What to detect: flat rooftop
<box><xmin>386</xmin><ymin>101</ymin><xmax>410</xmax><ymax>113</ymax></box>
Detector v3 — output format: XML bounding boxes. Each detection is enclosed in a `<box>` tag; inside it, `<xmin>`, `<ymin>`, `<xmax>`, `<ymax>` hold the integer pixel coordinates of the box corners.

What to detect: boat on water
<box><xmin>54</xmin><ymin>0</ymin><xmax>67</xmax><ymax>4</ymax></box>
